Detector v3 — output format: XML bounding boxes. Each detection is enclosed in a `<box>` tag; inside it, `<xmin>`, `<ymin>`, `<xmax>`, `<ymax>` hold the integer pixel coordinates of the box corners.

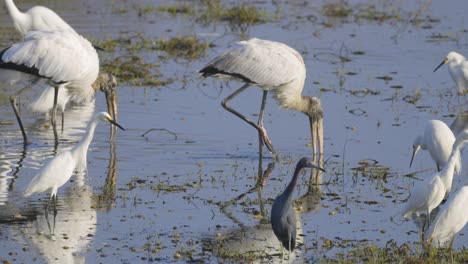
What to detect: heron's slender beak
<box><xmin>108</xmin><ymin>118</ymin><xmax>125</xmax><ymax>131</ymax></box>
<box><xmin>433</xmin><ymin>58</ymin><xmax>447</xmax><ymax>72</ymax></box>
<box><xmin>409</xmin><ymin>145</ymin><xmax>420</xmax><ymax>168</ymax></box>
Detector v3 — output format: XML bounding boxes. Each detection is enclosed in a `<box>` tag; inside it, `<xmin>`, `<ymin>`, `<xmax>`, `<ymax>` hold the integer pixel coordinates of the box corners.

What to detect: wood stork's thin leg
<box><xmin>9</xmin><ymin>80</ymin><xmax>40</xmax><ymax>145</ymax></box>
<box><xmin>53</xmin><ymin>194</ymin><xmax>58</xmax><ymax>214</ymax></box>
<box><xmin>221</xmin><ymin>84</ymin><xmax>277</xmax><ymax>158</ymax></box>
<box><xmin>257</xmin><ymin>90</ymin><xmax>268</xmax><ymax>158</ymax></box>
<box><xmin>10</xmin><ymin>95</ymin><xmax>29</xmax><ymax>145</ymax></box>
<box><xmin>61</xmin><ymin>110</ymin><xmax>65</xmax><ymax>132</ymax></box>
<box><xmin>51</xmin><ymin>85</ymin><xmax>59</xmax><ymax>146</ymax></box>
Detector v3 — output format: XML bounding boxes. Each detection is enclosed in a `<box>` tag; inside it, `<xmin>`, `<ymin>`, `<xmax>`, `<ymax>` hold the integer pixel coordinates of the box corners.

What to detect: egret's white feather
<box><xmin>425</xmin><ymin>186</ymin><xmax>468</xmax><ymax>247</ymax></box>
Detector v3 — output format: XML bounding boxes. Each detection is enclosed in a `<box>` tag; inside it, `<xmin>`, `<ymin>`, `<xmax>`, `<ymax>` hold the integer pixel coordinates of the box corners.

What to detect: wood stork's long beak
<box><xmin>309</xmin><ymin>116</ymin><xmax>316</xmax><ymax>158</ymax></box>
<box><xmin>409</xmin><ymin>145</ymin><xmax>420</xmax><ymax>168</ymax></box>
<box><xmin>108</xmin><ymin>118</ymin><xmax>125</xmax><ymax>131</ymax></box>
<box><xmin>309</xmin><ymin>116</ymin><xmax>324</xmax><ymax>160</ymax></box>
<box><xmin>104</xmin><ymin>87</ymin><xmax>118</xmax><ymax>122</ymax></box>
<box><xmin>433</xmin><ymin>58</ymin><xmax>447</xmax><ymax>72</ymax></box>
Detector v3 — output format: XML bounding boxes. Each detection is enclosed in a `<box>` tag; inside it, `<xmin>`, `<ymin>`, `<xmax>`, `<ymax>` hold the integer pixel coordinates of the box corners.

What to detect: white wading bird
<box><xmin>23</xmin><ymin>112</ymin><xmax>124</xmax><ymax>212</ymax></box>
<box><xmin>425</xmin><ymin>185</ymin><xmax>468</xmax><ymax>249</ymax></box>
<box><xmin>0</xmin><ymin>30</ymin><xmax>117</xmax><ymax>145</ymax></box>
<box><xmin>433</xmin><ymin>51</ymin><xmax>468</xmax><ymax>95</ymax></box>
<box><xmin>410</xmin><ymin>120</ymin><xmax>461</xmax><ymax>174</ymax></box>
<box><xmin>199</xmin><ymin>38</ymin><xmax>323</xmax><ymax>159</ymax></box>
<box><xmin>4</xmin><ymin>0</ymin><xmax>76</xmax><ymax>36</ymax></box>
<box><xmin>403</xmin><ymin>130</ymin><xmax>467</xmax><ymax>228</ymax></box>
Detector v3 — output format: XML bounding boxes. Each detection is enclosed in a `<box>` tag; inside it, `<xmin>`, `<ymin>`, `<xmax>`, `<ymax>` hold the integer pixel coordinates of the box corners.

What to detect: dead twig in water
<box><xmin>141</xmin><ymin>128</ymin><xmax>178</xmax><ymax>140</ymax></box>
<box><xmin>402</xmin><ymin>168</ymin><xmax>434</xmax><ymax>180</ymax></box>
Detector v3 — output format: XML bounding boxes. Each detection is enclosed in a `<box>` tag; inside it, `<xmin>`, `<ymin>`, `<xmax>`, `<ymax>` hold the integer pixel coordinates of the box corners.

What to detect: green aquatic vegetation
<box><xmin>355</xmin><ymin>4</ymin><xmax>401</xmax><ymax>22</ymax></box>
<box><xmin>197</xmin><ymin>0</ymin><xmax>270</xmax><ymax>30</ymax></box>
<box><xmin>101</xmin><ymin>55</ymin><xmax>172</xmax><ymax>87</ymax></box>
<box><xmin>324</xmin><ymin>240</ymin><xmax>468</xmax><ymax>263</ymax></box>
<box><xmin>351</xmin><ymin>159</ymin><xmax>390</xmax><ymax>181</ymax></box>
<box><xmin>95</xmin><ymin>37</ymin><xmax>121</xmax><ymax>52</ymax></box>
<box><xmin>221</xmin><ymin>5</ymin><xmax>268</xmax><ymax>27</ymax></box>
<box><xmin>322</xmin><ymin>2</ymin><xmax>353</xmax><ymax>17</ymax></box>
<box><xmin>96</xmin><ymin>34</ymin><xmax>208</xmax><ymax>60</ymax></box>
<box><xmin>155</xmin><ymin>35</ymin><xmax>209</xmax><ymax>60</ymax></box>
<box><xmin>156</xmin><ymin>4</ymin><xmax>194</xmax><ymax>16</ymax></box>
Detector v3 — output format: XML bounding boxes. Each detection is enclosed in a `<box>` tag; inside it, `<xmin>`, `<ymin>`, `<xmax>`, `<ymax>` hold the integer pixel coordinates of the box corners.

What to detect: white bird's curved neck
<box><xmin>5</xmin><ymin>0</ymin><xmax>29</xmax><ymax>35</ymax></box>
<box><xmin>72</xmin><ymin>118</ymin><xmax>99</xmax><ymax>156</ymax></box>
<box><xmin>439</xmin><ymin>147</ymin><xmax>460</xmax><ymax>190</ymax></box>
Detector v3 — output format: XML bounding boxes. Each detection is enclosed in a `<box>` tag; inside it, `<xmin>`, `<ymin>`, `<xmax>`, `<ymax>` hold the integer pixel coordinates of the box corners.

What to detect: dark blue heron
<box><xmin>271</xmin><ymin>157</ymin><xmax>325</xmax><ymax>255</ymax></box>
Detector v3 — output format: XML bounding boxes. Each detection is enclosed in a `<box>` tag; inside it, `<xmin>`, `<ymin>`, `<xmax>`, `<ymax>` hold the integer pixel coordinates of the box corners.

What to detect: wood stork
<box><xmin>0</xmin><ymin>30</ymin><xmax>117</xmax><ymax>145</ymax></box>
<box><xmin>200</xmin><ymin>38</ymin><xmax>323</xmax><ymax>160</ymax></box>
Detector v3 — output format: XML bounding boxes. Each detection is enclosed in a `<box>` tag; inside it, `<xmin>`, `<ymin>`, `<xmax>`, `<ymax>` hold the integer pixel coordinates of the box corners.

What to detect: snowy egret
<box><xmin>433</xmin><ymin>51</ymin><xmax>468</xmax><ymax>95</ymax></box>
<box><xmin>410</xmin><ymin>120</ymin><xmax>461</xmax><ymax>174</ymax></box>
<box><xmin>271</xmin><ymin>157</ymin><xmax>325</xmax><ymax>255</ymax></box>
<box><xmin>200</xmin><ymin>38</ymin><xmax>323</xmax><ymax>159</ymax></box>
<box><xmin>403</xmin><ymin>130</ymin><xmax>467</xmax><ymax>228</ymax></box>
<box><xmin>0</xmin><ymin>30</ymin><xmax>118</xmax><ymax>145</ymax></box>
<box><xmin>23</xmin><ymin>112</ymin><xmax>124</xmax><ymax>211</ymax></box>
<box><xmin>425</xmin><ymin>185</ymin><xmax>468</xmax><ymax>248</ymax></box>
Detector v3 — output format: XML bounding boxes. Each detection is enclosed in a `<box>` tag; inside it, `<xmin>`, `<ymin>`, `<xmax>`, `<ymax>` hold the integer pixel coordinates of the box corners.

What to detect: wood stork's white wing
<box><xmin>202</xmin><ymin>38</ymin><xmax>306</xmax><ymax>88</ymax></box>
<box><xmin>25</xmin><ymin>6</ymin><xmax>76</xmax><ymax>33</ymax></box>
<box><xmin>1</xmin><ymin>30</ymin><xmax>98</xmax><ymax>85</ymax></box>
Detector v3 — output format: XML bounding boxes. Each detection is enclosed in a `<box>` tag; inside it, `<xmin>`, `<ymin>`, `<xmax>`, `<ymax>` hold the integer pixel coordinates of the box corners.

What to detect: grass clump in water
<box><xmin>325</xmin><ymin>240</ymin><xmax>468</xmax><ymax>263</ymax></box>
<box><xmin>101</xmin><ymin>55</ymin><xmax>172</xmax><ymax>86</ymax></box>
<box><xmin>156</xmin><ymin>4</ymin><xmax>194</xmax><ymax>16</ymax></box>
<box><xmin>197</xmin><ymin>0</ymin><xmax>270</xmax><ymax>30</ymax></box>
<box><xmin>322</xmin><ymin>2</ymin><xmax>353</xmax><ymax>17</ymax></box>
<box><xmin>221</xmin><ymin>5</ymin><xmax>267</xmax><ymax>26</ymax></box>
<box><xmin>156</xmin><ymin>35</ymin><xmax>208</xmax><ymax>60</ymax></box>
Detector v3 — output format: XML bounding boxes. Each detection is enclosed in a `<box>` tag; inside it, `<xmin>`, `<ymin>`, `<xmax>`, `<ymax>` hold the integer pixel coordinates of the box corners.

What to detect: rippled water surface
<box><xmin>0</xmin><ymin>0</ymin><xmax>467</xmax><ymax>263</ymax></box>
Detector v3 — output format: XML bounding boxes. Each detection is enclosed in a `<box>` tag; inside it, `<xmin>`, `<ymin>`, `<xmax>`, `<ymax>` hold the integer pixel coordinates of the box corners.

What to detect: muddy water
<box><xmin>0</xmin><ymin>0</ymin><xmax>467</xmax><ymax>263</ymax></box>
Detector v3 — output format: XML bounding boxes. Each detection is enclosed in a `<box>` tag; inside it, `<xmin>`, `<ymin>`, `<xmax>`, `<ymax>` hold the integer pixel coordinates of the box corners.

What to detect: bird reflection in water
<box><xmin>95</xmin><ymin>139</ymin><xmax>119</xmax><ymax>211</ymax></box>
<box><xmin>6</xmin><ymin>131</ymin><xmax>120</xmax><ymax>263</ymax></box>
<box><xmin>20</xmin><ymin>184</ymin><xmax>97</xmax><ymax>264</ymax></box>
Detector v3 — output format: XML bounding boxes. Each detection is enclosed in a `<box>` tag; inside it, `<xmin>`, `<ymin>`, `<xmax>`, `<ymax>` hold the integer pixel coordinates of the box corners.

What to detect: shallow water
<box><xmin>0</xmin><ymin>0</ymin><xmax>467</xmax><ymax>263</ymax></box>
